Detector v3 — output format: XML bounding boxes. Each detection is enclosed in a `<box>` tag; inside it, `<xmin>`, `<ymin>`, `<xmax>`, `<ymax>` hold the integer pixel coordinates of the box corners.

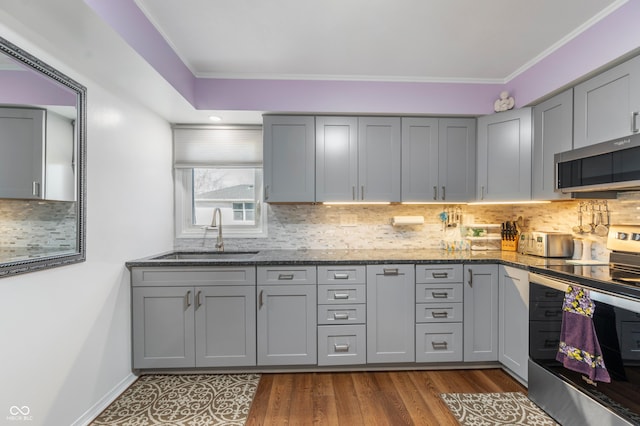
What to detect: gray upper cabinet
<box><xmin>0</xmin><ymin>107</ymin><xmax>45</xmax><ymax>199</ymax></box>
<box><xmin>263</xmin><ymin>115</ymin><xmax>315</xmax><ymax>202</ymax></box>
<box><xmin>477</xmin><ymin>108</ymin><xmax>532</xmax><ymax>201</ymax></box>
<box><xmin>463</xmin><ymin>264</ymin><xmax>498</xmax><ymax>362</ymax></box>
<box><xmin>316</xmin><ymin>116</ymin><xmax>400</xmax><ymax>202</ymax></box>
<box><xmin>401</xmin><ymin>117</ymin><xmax>438</xmax><ymax>201</ymax></box>
<box><xmin>439</xmin><ymin>118</ymin><xmax>476</xmax><ymax>202</ymax></box>
<box><xmin>573</xmin><ymin>55</ymin><xmax>640</xmax><ymax>149</ymax></box>
<box><xmin>532</xmin><ymin>89</ymin><xmax>573</xmax><ymax>200</ymax></box>
<box><xmin>367</xmin><ymin>264</ymin><xmax>415</xmax><ymax>364</ymax></box>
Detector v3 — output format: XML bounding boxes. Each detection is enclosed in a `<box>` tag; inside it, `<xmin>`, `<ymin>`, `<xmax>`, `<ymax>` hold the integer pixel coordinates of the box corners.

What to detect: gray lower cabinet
<box><xmin>498</xmin><ymin>265</ymin><xmax>529</xmax><ymax>383</ymax></box>
<box><xmin>263</xmin><ymin>115</ymin><xmax>315</xmax><ymax>202</ymax></box>
<box><xmin>477</xmin><ymin>108</ymin><xmax>532</xmax><ymax>201</ymax></box>
<box><xmin>463</xmin><ymin>264</ymin><xmax>499</xmax><ymax>362</ymax></box>
<box><xmin>257</xmin><ymin>266</ymin><xmax>317</xmax><ymax>366</ymax></box>
<box><xmin>532</xmin><ymin>89</ymin><xmax>573</xmax><ymax>200</ymax></box>
<box><xmin>131</xmin><ymin>266</ymin><xmax>256</xmax><ymax>369</ymax></box>
<box><xmin>367</xmin><ymin>264</ymin><xmax>415</xmax><ymax>363</ymax></box>
<box><xmin>317</xmin><ymin>265</ymin><xmax>367</xmax><ymax>366</ymax></box>
<box><xmin>573</xmin><ymin>54</ymin><xmax>640</xmax><ymax>149</ymax></box>
<box><xmin>415</xmin><ymin>264</ymin><xmax>464</xmax><ymax>362</ymax></box>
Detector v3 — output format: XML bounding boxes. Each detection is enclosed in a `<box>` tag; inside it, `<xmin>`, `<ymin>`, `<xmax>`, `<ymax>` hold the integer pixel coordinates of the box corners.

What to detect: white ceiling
<box><xmin>136</xmin><ymin>0</ymin><xmax>622</xmax><ymax>83</ymax></box>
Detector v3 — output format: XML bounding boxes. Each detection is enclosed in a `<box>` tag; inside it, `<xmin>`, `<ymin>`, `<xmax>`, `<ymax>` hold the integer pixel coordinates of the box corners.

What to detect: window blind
<box><xmin>173</xmin><ymin>125</ymin><xmax>263</xmax><ymax>168</ymax></box>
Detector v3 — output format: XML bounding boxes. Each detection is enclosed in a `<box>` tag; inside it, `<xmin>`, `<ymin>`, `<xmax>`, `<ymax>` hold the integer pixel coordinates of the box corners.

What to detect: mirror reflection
<box><xmin>0</xmin><ymin>36</ymin><xmax>86</xmax><ymax>276</ymax></box>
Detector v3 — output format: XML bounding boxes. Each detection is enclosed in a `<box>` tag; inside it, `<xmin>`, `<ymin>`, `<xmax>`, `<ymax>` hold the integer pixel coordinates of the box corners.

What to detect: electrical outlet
<box><xmin>340</xmin><ymin>214</ymin><xmax>358</xmax><ymax>227</ymax></box>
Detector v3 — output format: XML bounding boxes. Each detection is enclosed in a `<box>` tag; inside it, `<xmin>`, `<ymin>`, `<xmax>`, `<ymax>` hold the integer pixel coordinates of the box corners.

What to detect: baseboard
<box><xmin>71</xmin><ymin>372</ymin><xmax>137</xmax><ymax>426</ymax></box>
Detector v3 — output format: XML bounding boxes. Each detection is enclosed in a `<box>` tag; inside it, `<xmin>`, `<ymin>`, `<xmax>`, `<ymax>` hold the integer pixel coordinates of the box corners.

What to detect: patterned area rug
<box><xmin>91</xmin><ymin>374</ymin><xmax>261</xmax><ymax>426</ymax></box>
<box><xmin>441</xmin><ymin>392</ymin><xmax>559</xmax><ymax>425</ymax></box>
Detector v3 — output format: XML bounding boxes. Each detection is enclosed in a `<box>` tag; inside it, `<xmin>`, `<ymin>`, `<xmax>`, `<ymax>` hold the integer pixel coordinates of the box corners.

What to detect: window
<box><xmin>174</xmin><ymin>125</ymin><xmax>266</xmax><ymax>239</ymax></box>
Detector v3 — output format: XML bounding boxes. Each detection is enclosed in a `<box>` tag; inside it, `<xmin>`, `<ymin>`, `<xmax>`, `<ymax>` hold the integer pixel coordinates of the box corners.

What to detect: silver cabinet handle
<box><xmin>383</xmin><ymin>268</ymin><xmax>399</xmax><ymax>276</ymax></box>
<box><xmin>333</xmin><ymin>273</ymin><xmax>349</xmax><ymax>280</ymax></box>
<box><xmin>196</xmin><ymin>290</ymin><xmax>202</xmax><ymax>308</ymax></box>
<box><xmin>352</xmin><ymin>186</ymin><xmax>356</xmax><ymax>200</ymax></box>
<box><xmin>278</xmin><ymin>273</ymin><xmax>294</xmax><ymax>280</ymax></box>
<box><xmin>432</xmin><ymin>311</ymin><xmax>449</xmax><ymax>318</ymax></box>
<box><xmin>433</xmin><ymin>186</ymin><xmax>438</xmax><ymax>201</ymax></box>
<box><xmin>264</xmin><ymin>185</ymin><xmax>269</xmax><ymax>200</ymax></box>
<box><xmin>432</xmin><ymin>291</ymin><xmax>449</xmax><ymax>298</ymax></box>
<box><xmin>432</xmin><ymin>341</ymin><xmax>448</xmax><ymax>350</ymax></box>
<box><xmin>468</xmin><ymin>268</ymin><xmax>473</xmax><ymax>287</ymax></box>
<box><xmin>185</xmin><ymin>290</ymin><xmax>192</xmax><ymax>308</ymax></box>
<box><xmin>259</xmin><ymin>290</ymin><xmax>264</xmax><ymax>309</ymax></box>
<box><xmin>441</xmin><ymin>186</ymin><xmax>446</xmax><ymax>201</ymax></box>
<box><xmin>333</xmin><ymin>312</ymin><xmax>349</xmax><ymax>320</ymax></box>
<box><xmin>32</xmin><ymin>181</ymin><xmax>40</xmax><ymax>197</ymax></box>
<box><xmin>481</xmin><ymin>186</ymin><xmax>485</xmax><ymax>200</ymax></box>
<box><xmin>432</xmin><ymin>272</ymin><xmax>448</xmax><ymax>279</ymax></box>
<box><xmin>333</xmin><ymin>292</ymin><xmax>350</xmax><ymax>300</ymax></box>
<box><xmin>632</xmin><ymin>111</ymin><xmax>639</xmax><ymax>133</ymax></box>
<box><xmin>334</xmin><ymin>343</ymin><xmax>350</xmax><ymax>352</ymax></box>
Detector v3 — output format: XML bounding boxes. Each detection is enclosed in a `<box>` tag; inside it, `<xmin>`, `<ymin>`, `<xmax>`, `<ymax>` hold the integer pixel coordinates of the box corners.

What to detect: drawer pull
<box><xmin>278</xmin><ymin>273</ymin><xmax>294</xmax><ymax>280</ymax></box>
<box><xmin>334</xmin><ymin>343</ymin><xmax>350</xmax><ymax>352</ymax></box>
<box><xmin>185</xmin><ymin>290</ymin><xmax>192</xmax><ymax>308</ymax></box>
<box><xmin>544</xmin><ymin>339</ymin><xmax>559</xmax><ymax>348</ymax></box>
<box><xmin>432</xmin><ymin>272</ymin><xmax>449</xmax><ymax>279</ymax></box>
<box><xmin>432</xmin><ymin>311</ymin><xmax>449</xmax><ymax>318</ymax></box>
<box><xmin>544</xmin><ymin>291</ymin><xmax>557</xmax><ymax>298</ymax></box>
<box><xmin>333</xmin><ymin>312</ymin><xmax>350</xmax><ymax>320</ymax></box>
<box><xmin>333</xmin><ymin>273</ymin><xmax>350</xmax><ymax>280</ymax></box>
<box><xmin>544</xmin><ymin>310</ymin><xmax>561</xmax><ymax>317</ymax></box>
<box><xmin>432</xmin><ymin>291</ymin><xmax>449</xmax><ymax>298</ymax></box>
<box><xmin>383</xmin><ymin>268</ymin><xmax>399</xmax><ymax>276</ymax></box>
<box><xmin>333</xmin><ymin>293</ymin><xmax>350</xmax><ymax>300</ymax></box>
<box><xmin>432</xmin><ymin>341</ymin><xmax>448</xmax><ymax>350</ymax></box>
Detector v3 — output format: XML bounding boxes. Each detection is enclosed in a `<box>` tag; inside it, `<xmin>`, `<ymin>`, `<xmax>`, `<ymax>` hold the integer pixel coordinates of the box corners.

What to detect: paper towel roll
<box><xmin>391</xmin><ymin>216</ymin><xmax>424</xmax><ymax>226</ymax></box>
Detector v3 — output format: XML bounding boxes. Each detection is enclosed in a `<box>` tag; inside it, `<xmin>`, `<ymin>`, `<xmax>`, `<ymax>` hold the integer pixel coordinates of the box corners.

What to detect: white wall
<box><xmin>0</xmin><ymin>10</ymin><xmax>174</xmax><ymax>426</ymax></box>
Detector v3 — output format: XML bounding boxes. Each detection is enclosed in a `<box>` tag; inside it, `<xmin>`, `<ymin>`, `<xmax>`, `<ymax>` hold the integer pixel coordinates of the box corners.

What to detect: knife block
<box><xmin>501</xmin><ymin>236</ymin><xmax>518</xmax><ymax>251</ymax></box>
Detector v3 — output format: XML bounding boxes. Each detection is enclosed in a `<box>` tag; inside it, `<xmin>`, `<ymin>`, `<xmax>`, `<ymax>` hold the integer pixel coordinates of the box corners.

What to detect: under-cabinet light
<box><xmin>467</xmin><ymin>200</ymin><xmax>551</xmax><ymax>205</ymax></box>
<box><xmin>322</xmin><ymin>202</ymin><xmax>391</xmax><ymax>205</ymax></box>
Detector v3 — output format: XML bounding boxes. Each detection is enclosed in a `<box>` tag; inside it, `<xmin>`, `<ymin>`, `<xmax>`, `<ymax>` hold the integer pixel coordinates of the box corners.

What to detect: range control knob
<box><xmin>617</xmin><ymin>232</ymin><xmax>629</xmax><ymax>240</ymax></box>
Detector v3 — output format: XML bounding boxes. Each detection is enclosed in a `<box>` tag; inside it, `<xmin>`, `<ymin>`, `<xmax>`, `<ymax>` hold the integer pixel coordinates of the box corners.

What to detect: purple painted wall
<box><xmin>86</xmin><ymin>0</ymin><xmax>640</xmax><ymax>115</ymax></box>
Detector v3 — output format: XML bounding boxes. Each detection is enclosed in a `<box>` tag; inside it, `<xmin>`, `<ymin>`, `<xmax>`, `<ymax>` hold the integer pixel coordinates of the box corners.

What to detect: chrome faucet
<box><xmin>210</xmin><ymin>208</ymin><xmax>224</xmax><ymax>252</ymax></box>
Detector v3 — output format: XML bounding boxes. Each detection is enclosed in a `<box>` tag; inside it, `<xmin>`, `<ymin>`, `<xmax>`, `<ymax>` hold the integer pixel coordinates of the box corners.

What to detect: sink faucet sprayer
<box><xmin>208</xmin><ymin>208</ymin><xmax>224</xmax><ymax>252</ymax></box>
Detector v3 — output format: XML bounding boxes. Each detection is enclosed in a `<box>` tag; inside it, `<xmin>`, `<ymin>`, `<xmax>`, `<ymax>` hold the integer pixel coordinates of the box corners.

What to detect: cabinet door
<box><xmin>573</xmin><ymin>55</ymin><xmax>640</xmax><ymax>149</ymax></box>
<box><xmin>498</xmin><ymin>265</ymin><xmax>529</xmax><ymax>383</ymax></box>
<box><xmin>195</xmin><ymin>286</ymin><xmax>256</xmax><ymax>367</ymax></box>
<box><xmin>366</xmin><ymin>264</ymin><xmax>415</xmax><ymax>363</ymax></box>
<box><xmin>358</xmin><ymin>117</ymin><xmax>401</xmax><ymax>201</ymax></box>
<box><xmin>257</xmin><ymin>284</ymin><xmax>317</xmax><ymax>365</ymax></box>
<box><xmin>477</xmin><ymin>108</ymin><xmax>532</xmax><ymax>201</ymax></box>
<box><xmin>132</xmin><ymin>287</ymin><xmax>195</xmax><ymax>369</ymax></box>
<box><xmin>401</xmin><ymin>117</ymin><xmax>439</xmax><ymax>201</ymax></box>
<box><xmin>263</xmin><ymin>115</ymin><xmax>315</xmax><ymax>202</ymax></box>
<box><xmin>316</xmin><ymin>116</ymin><xmax>358</xmax><ymax>202</ymax></box>
<box><xmin>463</xmin><ymin>264</ymin><xmax>498</xmax><ymax>362</ymax></box>
<box><xmin>438</xmin><ymin>118</ymin><xmax>476</xmax><ymax>202</ymax></box>
<box><xmin>0</xmin><ymin>107</ymin><xmax>45</xmax><ymax>199</ymax></box>
<box><xmin>533</xmin><ymin>89</ymin><xmax>573</xmax><ymax>200</ymax></box>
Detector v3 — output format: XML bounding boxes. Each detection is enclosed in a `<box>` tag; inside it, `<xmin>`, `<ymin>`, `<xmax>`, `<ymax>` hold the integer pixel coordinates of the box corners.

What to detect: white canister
<box><xmin>581</xmin><ymin>239</ymin><xmax>592</xmax><ymax>262</ymax></box>
<box><xmin>572</xmin><ymin>239</ymin><xmax>583</xmax><ymax>260</ymax></box>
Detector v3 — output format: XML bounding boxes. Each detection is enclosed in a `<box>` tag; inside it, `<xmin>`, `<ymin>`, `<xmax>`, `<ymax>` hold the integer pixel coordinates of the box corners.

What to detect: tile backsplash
<box><xmin>177</xmin><ymin>191</ymin><xmax>640</xmax><ymax>262</ymax></box>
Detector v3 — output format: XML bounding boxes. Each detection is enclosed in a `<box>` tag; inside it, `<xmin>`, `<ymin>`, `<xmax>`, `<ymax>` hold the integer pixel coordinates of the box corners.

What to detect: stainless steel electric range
<box><xmin>528</xmin><ymin>225</ymin><xmax>640</xmax><ymax>426</ymax></box>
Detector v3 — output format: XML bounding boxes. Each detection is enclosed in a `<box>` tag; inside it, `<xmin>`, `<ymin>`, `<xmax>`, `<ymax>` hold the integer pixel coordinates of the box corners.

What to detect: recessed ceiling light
<box><xmin>208</xmin><ymin>115</ymin><xmax>222</xmax><ymax>122</ymax></box>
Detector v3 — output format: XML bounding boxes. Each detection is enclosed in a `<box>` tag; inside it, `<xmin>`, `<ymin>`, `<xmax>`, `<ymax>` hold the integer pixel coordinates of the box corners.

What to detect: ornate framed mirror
<box><xmin>0</xmin><ymin>36</ymin><xmax>86</xmax><ymax>277</ymax></box>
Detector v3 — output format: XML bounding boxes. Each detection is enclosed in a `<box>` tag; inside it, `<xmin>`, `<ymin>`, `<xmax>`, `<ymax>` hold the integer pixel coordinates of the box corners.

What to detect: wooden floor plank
<box><xmin>245</xmin><ymin>368</ymin><xmax>524</xmax><ymax>425</ymax></box>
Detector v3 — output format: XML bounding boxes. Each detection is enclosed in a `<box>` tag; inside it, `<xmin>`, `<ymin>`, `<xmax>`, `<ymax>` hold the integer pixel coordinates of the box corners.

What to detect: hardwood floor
<box><xmin>245</xmin><ymin>368</ymin><xmax>526</xmax><ymax>425</ymax></box>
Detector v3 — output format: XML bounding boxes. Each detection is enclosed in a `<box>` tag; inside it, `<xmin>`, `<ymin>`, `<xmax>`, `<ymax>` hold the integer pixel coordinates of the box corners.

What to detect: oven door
<box><xmin>528</xmin><ymin>272</ymin><xmax>640</xmax><ymax>426</ymax></box>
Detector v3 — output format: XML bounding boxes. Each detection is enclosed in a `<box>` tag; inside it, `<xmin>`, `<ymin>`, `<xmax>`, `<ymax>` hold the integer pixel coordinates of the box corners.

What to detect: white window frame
<box><xmin>174</xmin><ymin>168</ymin><xmax>267</xmax><ymax>239</ymax></box>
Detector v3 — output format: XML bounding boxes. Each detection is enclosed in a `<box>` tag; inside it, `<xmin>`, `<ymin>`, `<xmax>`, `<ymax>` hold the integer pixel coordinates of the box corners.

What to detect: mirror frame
<box><xmin>0</xmin><ymin>36</ymin><xmax>86</xmax><ymax>277</ymax></box>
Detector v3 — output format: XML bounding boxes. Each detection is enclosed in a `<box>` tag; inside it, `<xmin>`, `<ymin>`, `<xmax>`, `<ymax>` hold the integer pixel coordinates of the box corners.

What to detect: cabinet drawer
<box><xmin>318</xmin><ymin>325</ymin><xmax>366</xmax><ymax>366</ymax></box>
<box><xmin>416</xmin><ymin>283</ymin><xmax>463</xmax><ymax>303</ymax></box>
<box><xmin>318</xmin><ymin>304</ymin><xmax>366</xmax><ymax>325</ymax></box>
<box><xmin>416</xmin><ymin>264</ymin><xmax>463</xmax><ymax>284</ymax></box>
<box><xmin>318</xmin><ymin>265</ymin><xmax>366</xmax><ymax>285</ymax></box>
<box><xmin>416</xmin><ymin>323</ymin><xmax>463</xmax><ymax>362</ymax></box>
<box><xmin>257</xmin><ymin>266</ymin><xmax>317</xmax><ymax>285</ymax></box>
<box><xmin>529</xmin><ymin>320</ymin><xmax>562</xmax><ymax>360</ymax></box>
<box><xmin>318</xmin><ymin>284</ymin><xmax>366</xmax><ymax>304</ymax></box>
<box><xmin>416</xmin><ymin>302</ymin><xmax>463</xmax><ymax>323</ymax></box>
<box><xmin>620</xmin><ymin>322</ymin><xmax>640</xmax><ymax>360</ymax></box>
<box><xmin>131</xmin><ymin>266</ymin><xmax>256</xmax><ymax>287</ymax></box>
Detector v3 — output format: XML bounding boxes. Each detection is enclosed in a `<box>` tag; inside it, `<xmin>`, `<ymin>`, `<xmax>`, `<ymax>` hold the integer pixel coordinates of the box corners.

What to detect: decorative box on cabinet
<box><xmin>415</xmin><ymin>265</ymin><xmax>464</xmax><ymax>362</ymax></box>
<box><xmin>257</xmin><ymin>265</ymin><xmax>317</xmax><ymax>366</ymax></box>
<box><xmin>317</xmin><ymin>265</ymin><xmax>366</xmax><ymax>366</ymax></box>
<box><xmin>131</xmin><ymin>266</ymin><xmax>257</xmax><ymax>369</ymax></box>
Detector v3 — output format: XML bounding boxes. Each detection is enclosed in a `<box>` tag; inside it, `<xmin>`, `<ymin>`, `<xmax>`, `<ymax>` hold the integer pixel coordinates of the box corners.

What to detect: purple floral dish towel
<box><xmin>556</xmin><ymin>285</ymin><xmax>611</xmax><ymax>383</ymax></box>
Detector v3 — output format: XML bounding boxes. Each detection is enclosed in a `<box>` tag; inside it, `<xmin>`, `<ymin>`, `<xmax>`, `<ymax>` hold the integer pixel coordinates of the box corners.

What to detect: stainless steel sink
<box><xmin>152</xmin><ymin>251</ymin><xmax>259</xmax><ymax>260</ymax></box>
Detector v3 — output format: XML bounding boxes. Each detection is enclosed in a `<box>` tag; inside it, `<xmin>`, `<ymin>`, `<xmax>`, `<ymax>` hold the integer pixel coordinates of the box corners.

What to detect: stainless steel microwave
<box><xmin>555</xmin><ymin>133</ymin><xmax>640</xmax><ymax>193</ymax></box>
